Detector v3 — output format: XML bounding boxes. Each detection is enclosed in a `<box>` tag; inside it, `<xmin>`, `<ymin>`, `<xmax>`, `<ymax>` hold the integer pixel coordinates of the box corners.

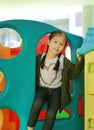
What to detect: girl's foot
<box><xmin>28</xmin><ymin>127</ymin><xmax>34</xmax><ymax>130</ymax></box>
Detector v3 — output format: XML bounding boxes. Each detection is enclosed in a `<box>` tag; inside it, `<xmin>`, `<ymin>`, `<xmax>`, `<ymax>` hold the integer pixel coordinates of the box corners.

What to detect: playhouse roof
<box><xmin>78</xmin><ymin>28</ymin><xmax>94</xmax><ymax>55</ymax></box>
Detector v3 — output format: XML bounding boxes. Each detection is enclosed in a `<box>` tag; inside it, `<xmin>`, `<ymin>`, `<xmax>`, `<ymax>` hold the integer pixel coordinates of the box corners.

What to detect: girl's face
<box><xmin>48</xmin><ymin>34</ymin><xmax>66</xmax><ymax>56</ymax></box>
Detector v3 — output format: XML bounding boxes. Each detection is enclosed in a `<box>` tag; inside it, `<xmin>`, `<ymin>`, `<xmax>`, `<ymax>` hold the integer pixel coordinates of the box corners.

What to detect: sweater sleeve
<box><xmin>66</xmin><ymin>57</ymin><xmax>84</xmax><ymax>80</ymax></box>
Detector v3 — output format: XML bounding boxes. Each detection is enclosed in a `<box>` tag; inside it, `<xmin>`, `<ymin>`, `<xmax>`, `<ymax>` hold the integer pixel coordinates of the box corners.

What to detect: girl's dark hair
<box><xmin>40</xmin><ymin>30</ymin><xmax>68</xmax><ymax>71</ymax></box>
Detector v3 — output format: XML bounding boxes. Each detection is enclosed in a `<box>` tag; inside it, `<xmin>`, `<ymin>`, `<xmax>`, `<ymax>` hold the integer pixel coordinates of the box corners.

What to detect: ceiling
<box><xmin>0</xmin><ymin>0</ymin><xmax>94</xmax><ymax>22</ymax></box>
<box><xmin>0</xmin><ymin>0</ymin><xmax>94</xmax><ymax>9</ymax></box>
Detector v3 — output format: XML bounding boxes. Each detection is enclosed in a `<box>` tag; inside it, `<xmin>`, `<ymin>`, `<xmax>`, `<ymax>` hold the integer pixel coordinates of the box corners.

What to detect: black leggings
<box><xmin>28</xmin><ymin>86</ymin><xmax>61</xmax><ymax>130</ymax></box>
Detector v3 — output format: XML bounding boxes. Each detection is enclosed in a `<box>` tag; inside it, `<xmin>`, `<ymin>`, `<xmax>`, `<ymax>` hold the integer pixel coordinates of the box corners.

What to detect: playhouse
<box><xmin>0</xmin><ymin>20</ymin><xmax>84</xmax><ymax>130</ymax></box>
<box><xmin>78</xmin><ymin>28</ymin><xmax>94</xmax><ymax>130</ymax></box>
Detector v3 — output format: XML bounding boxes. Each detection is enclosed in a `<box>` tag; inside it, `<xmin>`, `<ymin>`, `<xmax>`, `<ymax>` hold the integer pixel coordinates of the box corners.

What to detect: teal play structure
<box><xmin>0</xmin><ymin>20</ymin><xmax>84</xmax><ymax>130</ymax></box>
<box><xmin>78</xmin><ymin>27</ymin><xmax>94</xmax><ymax>55</ymax></box>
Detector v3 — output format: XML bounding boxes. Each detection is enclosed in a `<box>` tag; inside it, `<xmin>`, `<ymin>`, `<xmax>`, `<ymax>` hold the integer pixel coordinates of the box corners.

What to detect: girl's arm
<box><xmin>66</xmin><ymin>55</ymin><xmax>84</xmax><ymax>80</ymax></box>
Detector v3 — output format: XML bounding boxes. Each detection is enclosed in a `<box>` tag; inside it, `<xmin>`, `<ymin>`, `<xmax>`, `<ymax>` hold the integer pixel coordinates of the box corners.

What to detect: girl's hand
<box><xmin>76</xmin><ymin>48</ymin><xmax>83</xmax><ymax>62</ymax></box>
<box><xmin>77</xmin><ymin>55</ymin><xmax>83</xmax><ymax>62</ymax></box>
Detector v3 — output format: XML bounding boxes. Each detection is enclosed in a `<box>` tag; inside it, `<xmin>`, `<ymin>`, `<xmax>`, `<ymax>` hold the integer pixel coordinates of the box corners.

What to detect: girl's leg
<box><xmin>42</xmin><ymin>88</ymin><xmax>61</xmax><ymax>130</ymax></box>
<box><xmin>27</xmin><ymin>87</ymin><xmax>48</xmax><ymax>128</ymax></box>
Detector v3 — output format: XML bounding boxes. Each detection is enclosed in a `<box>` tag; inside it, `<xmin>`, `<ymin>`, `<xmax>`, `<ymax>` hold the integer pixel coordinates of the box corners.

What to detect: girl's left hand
<box><xmin>76</xmin><ymin>48</ymin><xmax>83</xmax><ymax>62</ymax></box>
<box><xmin>77</xmin><ymin>55</ymin><xmax>83</xmax><ymax>62</ymax></box>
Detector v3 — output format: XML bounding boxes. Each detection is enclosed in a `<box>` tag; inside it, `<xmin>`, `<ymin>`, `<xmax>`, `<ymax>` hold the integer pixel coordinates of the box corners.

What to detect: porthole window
<box><xmin>0</xmin><ymin>109</ymin><xmax>20</xmax><ymax>130</ymax></box>
<box><xmin>0</xmin><ymin>28</ymin><xmax>22</xmax><ymax>59</ymax></box>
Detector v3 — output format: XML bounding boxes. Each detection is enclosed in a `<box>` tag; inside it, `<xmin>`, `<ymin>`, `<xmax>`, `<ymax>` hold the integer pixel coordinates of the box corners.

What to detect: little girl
<box><xmin>28</xmin><ymin>30</ymin><xmax>84</xmax><ymax>130</ymax></box>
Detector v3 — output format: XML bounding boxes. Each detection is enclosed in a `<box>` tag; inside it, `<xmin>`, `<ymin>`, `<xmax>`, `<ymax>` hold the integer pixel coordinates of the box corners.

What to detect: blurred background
<box><xmin>0</xmin><ymin>0</ymin><xmax>94</xmax><ymax>37</ymax></box>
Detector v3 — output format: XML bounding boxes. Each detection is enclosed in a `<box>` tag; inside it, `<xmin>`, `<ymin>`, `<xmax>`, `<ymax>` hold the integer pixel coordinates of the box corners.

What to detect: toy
<box><xmin>0</xmin><ymin>20</ymin><xmax>84</xmax><ymax>130</ymax></box>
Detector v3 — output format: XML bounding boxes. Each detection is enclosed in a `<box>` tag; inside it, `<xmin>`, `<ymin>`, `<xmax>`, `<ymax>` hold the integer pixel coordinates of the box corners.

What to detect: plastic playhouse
<box><xmin>0</xmin><ymin>20</ymin><xmax>84</xmax><ymax>130</ymax></box>
<box><xmin>78</xmin><ymin>28</ymin><xmax>94</xmax><ymax>130</ymax></box>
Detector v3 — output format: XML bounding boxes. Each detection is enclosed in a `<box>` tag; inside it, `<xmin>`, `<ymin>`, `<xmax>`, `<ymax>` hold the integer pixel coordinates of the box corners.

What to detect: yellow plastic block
<box><xmin>88</xmin><ymin>73</ymin><xmax>94</xmax><ymax>94</ymax></box>
<box><xmin>85</xmin><ymin>50</ymin><xmax>94</xmax><ymax>130</ymax></box>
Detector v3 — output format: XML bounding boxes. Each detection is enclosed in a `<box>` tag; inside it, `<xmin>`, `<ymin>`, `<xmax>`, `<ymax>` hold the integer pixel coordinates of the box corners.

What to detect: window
<box><xmin>0</xmin><ymin>28</ymin><xmax>22</xmax><ymax>59</ymax></box>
